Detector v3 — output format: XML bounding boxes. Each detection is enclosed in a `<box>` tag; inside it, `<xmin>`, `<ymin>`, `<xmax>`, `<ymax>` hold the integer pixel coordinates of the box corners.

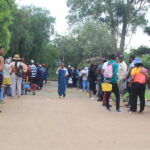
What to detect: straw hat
<box><xmin>13</xmin><ymin>54</ymin><xmax>21</xmax><ymax>60</ymax></box>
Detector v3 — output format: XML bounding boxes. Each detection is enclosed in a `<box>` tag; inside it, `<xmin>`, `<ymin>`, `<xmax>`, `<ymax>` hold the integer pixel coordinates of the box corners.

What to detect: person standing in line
<box><xmin>96</xmin><ymin>58</ymin><xmax>105</xmax><ymax>101</ymax></box>
<box><xmin>129</xmin><ymin>58</ymin><xmax>149</xmax><ymax>113</ymax></box>
<box><xmin>80</xmin><ymin>67</ymin><xmax>89</xmax><ymax>92</ymax></box>
<box><xmin>67</xmin><ymin>65</ymin><xmax>72</xmax><ymax>88</ymax></box>
<box><xmin>21</xmin><ymin>58</ymin><xmax>28</xmax><ymax>95</ymax></box>
<box><xmin>56</xmin><ymin>63</ymin><xmax>68</xmax><ymax>98</ymax></box>
<box><xmin>88</xmin><ymin>64</ymin><xmax>97</xmax><ymax>100</ymax></box>
<box><xmin>116</xmin><ymin>55</ymin><xmax>127</xmax><ymax>105</ymax></box>
<box><xmin>104</xmin><ymin>54</ymin><xmax>121</xmax><ymax>112</ymax></box>
<box><xmin>43</xmin><ymin>66</ymin><xmax>49</xmax><ymax>84</ymax></box>
<box><xmin>78</xmin><ymin>69</ymin><xmax>83</xmax><ymax>89</ymax></box>
<box><xmin>3</xmin><ymin>58</ymin><xmax>12</xmax><ymax>98</ymax></box>
<box><xmin>101</xmin><ymin>59</ymin><xmax>109</xmax><ymax>106</ymax></box>
<box><xmin>28</xmin><ymin>60</ymin><xmax>37</xmax><ymax>84</ymax></box>
<box><xmin>72</xmin><ymin>67</ymin><xmax>79</xmax><ymax>88</ymax></box>
<box><xmin>36</xmin><ymin>64</ymin><xmax>44</xmax><ymax>89</ymax></box>
<box><xmin>0</xmin><ymin>47</ymin><xmax>4</xmax><ymax>112</ymax></box>
<box><xmin>117</xmin><ymin>55</ymin><xmax>127</xmax><ymax>88</ymax></box>
<box><xmin>9</xmin><ymin>54</ymin><xmax>27</xmax><ymax>98</ymax></box>
<box><xmin>124</xmin><ymin>55</ymin><xmax>135</xmax><ymax>108</ymax></box>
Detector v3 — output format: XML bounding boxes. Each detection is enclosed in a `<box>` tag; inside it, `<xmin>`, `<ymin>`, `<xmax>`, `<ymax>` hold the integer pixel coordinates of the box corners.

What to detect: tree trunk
<box><xmin>119</xmin><ymin>0</ymin><xmax>133</xmax><ymax>54</ymax></box>
<box><xmin>119</xmin><ymin>18</ymin><xmax>128</xmax><ymax>54</ymax></box>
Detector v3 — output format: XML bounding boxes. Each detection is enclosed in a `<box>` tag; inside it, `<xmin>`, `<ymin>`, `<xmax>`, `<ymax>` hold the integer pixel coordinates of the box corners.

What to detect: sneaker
<box><xmin>90</xmin><ymin>97</ymin><xmax>96</xmax><ymax>100</ymax></box>
<box><xmin>116</xmin><ymin>110</ymin><xmax>121</xmax><ymax>113</ymax></box>
<box><xmin>102</xmin><ymin>103</ymin><xmax>105</xmax><ymax>106</ymax></box>
<box><xmin>107</xmin><ymin>108</ymin><xmax>111</xmax><ymax>111</ymax></box>
<box><xmin>97</xmin><ymin>98</ymin><xmax>102</xmax><ymax>102</ymax></box>
<box><xmin>32</xmin><ymin>92</ymin><xmax>36</xmax><ymax>95</ymax></box>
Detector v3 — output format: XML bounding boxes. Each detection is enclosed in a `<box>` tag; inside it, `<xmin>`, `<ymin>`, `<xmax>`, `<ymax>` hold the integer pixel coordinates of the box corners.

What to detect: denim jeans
<box><xmin>82</xmin><ymin>80</ymin><xmax>89</xmax><ymax>91</ymax></box>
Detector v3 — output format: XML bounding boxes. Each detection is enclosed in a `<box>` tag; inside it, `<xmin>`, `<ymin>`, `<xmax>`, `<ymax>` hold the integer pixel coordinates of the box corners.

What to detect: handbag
<box><xmin>102</xmin><ymin>82</ymin><xmax>112</xmax><ymax>92</ymax></box>
<box><xmin>68</xmin><ymin>77</ymin><xmax>73</xmax><ymax>84</ymax></box>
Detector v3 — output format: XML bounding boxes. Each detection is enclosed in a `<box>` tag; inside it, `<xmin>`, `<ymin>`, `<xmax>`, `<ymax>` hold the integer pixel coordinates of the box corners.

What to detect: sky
<box><xmin>16</xmin><ymin>0</ymin><xmax>150</xmax><ymax>50</ymax></box>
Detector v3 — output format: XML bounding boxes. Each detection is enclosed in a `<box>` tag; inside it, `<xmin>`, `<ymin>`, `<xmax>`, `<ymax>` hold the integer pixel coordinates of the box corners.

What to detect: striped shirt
<box><xmin>29</xmin><ymin>65</ymin><xmax>37</xmax><ymax>78</ymax></box>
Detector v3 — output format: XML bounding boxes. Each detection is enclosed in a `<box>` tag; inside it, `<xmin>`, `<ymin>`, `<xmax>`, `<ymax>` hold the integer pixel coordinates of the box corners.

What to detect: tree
<box><xmin>132</xmin><ymin>46</ymin><xmax>150</xmax><ymax>56</ymax></box>
<box><xmin>54</xmin><ymin>21</ymin><xmax>115</xmax><ymax>67</ymax></box>
<box><xmin>145</xmin><ymin>26</ymin><xmax>150</xmax><ymax>35</ymax></box>
<box><xmin>9</xmin><ymin>6</ymin><xmax>57</xmax><ymax>64</ymax></box>
<box><xmin>131</xmin><ymin>46</ymin><xmax>150</xmax><ymax>68</ymax></box>
<box><xmin>67</xmin><ymin>0</ymin><xmax>150</xmax><ymax>53</ymax></box>
<box><xmin>0</xmin><ymin>0</ymin><xmax>16</xmax><ymax>51</ymax></box>
<box><xmin>74</xmin><ymin>21</ymin><xmax>115</xmax><ymax>58</ymax></box>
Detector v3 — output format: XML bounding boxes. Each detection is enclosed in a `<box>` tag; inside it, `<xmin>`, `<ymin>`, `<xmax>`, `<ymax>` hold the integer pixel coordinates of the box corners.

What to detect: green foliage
<box><xmin>141</xmin><ymin>55</ymin><xmax>150</xmax><ymax>69</ymax></box>
<box><xmin>0</xmin><ymin>0</ymin><xmax>15</xmax><ymax>51</ymax></box>
<box><xmin>132</xmin><ymin>46</ymin><xmax>150</xmax><ymax>56</ymax></box>
<box><xmin>67</xmin><ymin>0</ymin><xmax>150</xmax><ymax>53</ymax></box>
<box><xmin>8</xmin><ymin>5</ymin><xmax>57</xmax><ymax>65</ymax></box>
<box><xmin>54</xmin><ymin>21</ymin><xmax>115</xmax><ymax>67</ymax></box>
<box><xmin>145</xmin><ymin>26</ymin><xmax>150</xmax><ymax>35</ymax></box>
<box><xmin>131</xmin><ymin>46</ymin><xmax>150</xmax><ymax>69</ymax></box>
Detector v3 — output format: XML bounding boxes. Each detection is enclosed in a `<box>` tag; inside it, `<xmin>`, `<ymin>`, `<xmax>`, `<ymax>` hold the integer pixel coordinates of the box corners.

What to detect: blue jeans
<box><xmin>82</xmin><ymin>80</ymin><xmax>89</xmax><ymax>91</ymax></box>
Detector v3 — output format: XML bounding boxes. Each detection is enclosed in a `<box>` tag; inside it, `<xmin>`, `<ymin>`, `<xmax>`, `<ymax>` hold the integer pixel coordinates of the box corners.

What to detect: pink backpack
<box><xmin>103</xmin><ymin>64</ymin><xmax>113</xmax><ymax>78</ymax></box>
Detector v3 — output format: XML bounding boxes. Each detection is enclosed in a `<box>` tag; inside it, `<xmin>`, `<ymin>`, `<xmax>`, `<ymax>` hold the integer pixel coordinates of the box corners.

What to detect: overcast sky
<box><xmin>16</xmin><ymin>0</ymin><xmax>150</xmax><ymax>50</ymax></box>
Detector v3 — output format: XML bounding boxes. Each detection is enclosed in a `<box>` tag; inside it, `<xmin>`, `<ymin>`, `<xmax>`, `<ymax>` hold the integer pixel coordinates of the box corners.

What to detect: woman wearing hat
<box><xmin>9</xmin><ymin>54</ymin><xmax>27</xmax><ymax>97</ymax></box>
<box><xmin>130</xmin><ymin>58</ymin><xmax>149</xmax><ymax>113</ymax></box>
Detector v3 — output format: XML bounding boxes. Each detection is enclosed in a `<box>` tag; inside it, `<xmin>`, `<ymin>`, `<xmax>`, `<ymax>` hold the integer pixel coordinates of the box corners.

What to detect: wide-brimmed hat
<box><xmin>13</xmin><ymin>54</ymin><xmax>21</xmax><ymax>60</ymax></box>
<box><xmin>134</xmin><ymin>58</ymin><xmax>142</xmax><ymax>64</ymax></box>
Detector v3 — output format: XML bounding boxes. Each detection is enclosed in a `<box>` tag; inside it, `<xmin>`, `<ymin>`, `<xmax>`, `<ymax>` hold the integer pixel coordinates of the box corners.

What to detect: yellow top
<box><xmin>131</xmin><ymin>67</ymin><xmax>142</xmax><ymax>76</ymax></box>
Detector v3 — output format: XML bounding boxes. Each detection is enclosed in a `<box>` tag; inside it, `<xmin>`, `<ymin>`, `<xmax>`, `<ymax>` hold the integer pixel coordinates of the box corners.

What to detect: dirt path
<box><xmin>0</xmin><ymin>81</ymin><xmax>150</xmax><ymax>150</ymax></box>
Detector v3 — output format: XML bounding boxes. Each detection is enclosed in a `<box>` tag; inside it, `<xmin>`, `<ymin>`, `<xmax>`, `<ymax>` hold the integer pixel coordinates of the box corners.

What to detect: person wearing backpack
<box><xmin>72</xmin><ymin>67</ymin><xmax>79</xmax><ymax>88</ymax></box>
<box><xmin>129</xmin><ymin>58</ymin><xmax>149</xmax><ymax>113</ymax></box>
<box><xmin>104</xmin><ymin>54</ymin><xmax>120</xmax><ymax>112</ymax></box>
<box><xmin>9</xmin><ymin>54</ymin><xmax>27</xmax><ymax>97</ymax></box>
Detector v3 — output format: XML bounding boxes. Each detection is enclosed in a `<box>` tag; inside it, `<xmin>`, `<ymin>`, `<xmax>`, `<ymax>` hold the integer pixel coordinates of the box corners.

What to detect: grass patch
<box><xmin>145</xmin><ymin>90</ymin><xmax>150</xmax><ymax>100</ymax></box>
<box><xmin>111</xmin><ymin>89</ymin><xmax>150</xmax><ymax>101</ymax></box>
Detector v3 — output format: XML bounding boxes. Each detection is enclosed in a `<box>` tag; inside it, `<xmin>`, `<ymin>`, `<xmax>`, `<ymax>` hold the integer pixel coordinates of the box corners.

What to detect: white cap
<box><xmin>31</xmin><ymin>60</ymin><xmax>34</xmax><ymax>63</ymax></box>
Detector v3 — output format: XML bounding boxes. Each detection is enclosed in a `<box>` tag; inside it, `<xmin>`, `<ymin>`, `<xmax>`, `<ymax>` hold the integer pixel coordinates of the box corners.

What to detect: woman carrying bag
<box><xmin>130</xmin><ymin>58</ymin><xmax>149</xmax><ymax>113</ymax></box>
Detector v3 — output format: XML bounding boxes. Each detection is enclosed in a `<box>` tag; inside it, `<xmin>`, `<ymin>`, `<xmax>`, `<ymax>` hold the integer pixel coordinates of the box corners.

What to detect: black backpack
<box><xmin>15</xmin><ymin>62</ymin><xmax>23</xmax><ymax>77</ymax></box>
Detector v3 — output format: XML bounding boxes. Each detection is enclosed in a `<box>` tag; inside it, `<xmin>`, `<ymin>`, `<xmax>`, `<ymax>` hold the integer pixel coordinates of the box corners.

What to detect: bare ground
<box><xmin>0</xmin><ymin>81</ymin><xmax>150</xmax><ymax>150</ymax></box>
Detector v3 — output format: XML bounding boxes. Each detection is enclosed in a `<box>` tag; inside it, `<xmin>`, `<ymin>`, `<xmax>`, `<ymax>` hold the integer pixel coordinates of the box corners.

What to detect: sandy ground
<box><xmin>0</xmin><ymin>81</ymin><xmax>150</xmax><ymax>150</ymax></box>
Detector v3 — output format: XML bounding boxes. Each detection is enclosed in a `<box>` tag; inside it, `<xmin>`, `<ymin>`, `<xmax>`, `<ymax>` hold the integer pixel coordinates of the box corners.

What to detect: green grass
<box><xmin>111</xmin><ymin>89</ymin><xmax>150</xmax><ymax>101</ymax></box>
<box><xmin>145</xmin><ymin>90</ymin><xmax>150</xmax><ymax>100</ymax></box>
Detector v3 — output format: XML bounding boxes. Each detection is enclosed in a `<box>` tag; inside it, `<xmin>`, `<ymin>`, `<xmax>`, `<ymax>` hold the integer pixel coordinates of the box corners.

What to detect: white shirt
<box><xmin>102</xmin><ymin>62</ymin><xmax>108</xmax><ymax>70</ymax></box>
<box><xmin>118</xmin><ymin>61</ymin><xmax>127</xmax><ymax>80</ymax></box>
<box><xmin>56</xmin><ymin>67</ymin><xmax>68</xmax><ymax>76</ymax></box>
<box><xmin>80</xmin><ymin>69</ymin><xmax>89</xmax><ymax>80</ymax></box>
<box><xmin>3</xmin><ymin>64</ymin><xmax>11</xmax><ymax>78</ymax></box>
<box><xmin>9</xmin><ymin>61</ymin><xmax>28</xmax><ymax>73</ymax></box>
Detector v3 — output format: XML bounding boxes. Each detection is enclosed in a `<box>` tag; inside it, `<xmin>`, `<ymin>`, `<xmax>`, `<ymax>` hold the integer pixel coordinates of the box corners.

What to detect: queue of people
<box><xmin>0</xmin><ymin>46</ymin><xmax>49</xmax><ymax>112</ymax></box>
<box><xmin>57</xmin><ymin>54</ymin><xmax>149</xmax><ymax>113</ymax></box>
